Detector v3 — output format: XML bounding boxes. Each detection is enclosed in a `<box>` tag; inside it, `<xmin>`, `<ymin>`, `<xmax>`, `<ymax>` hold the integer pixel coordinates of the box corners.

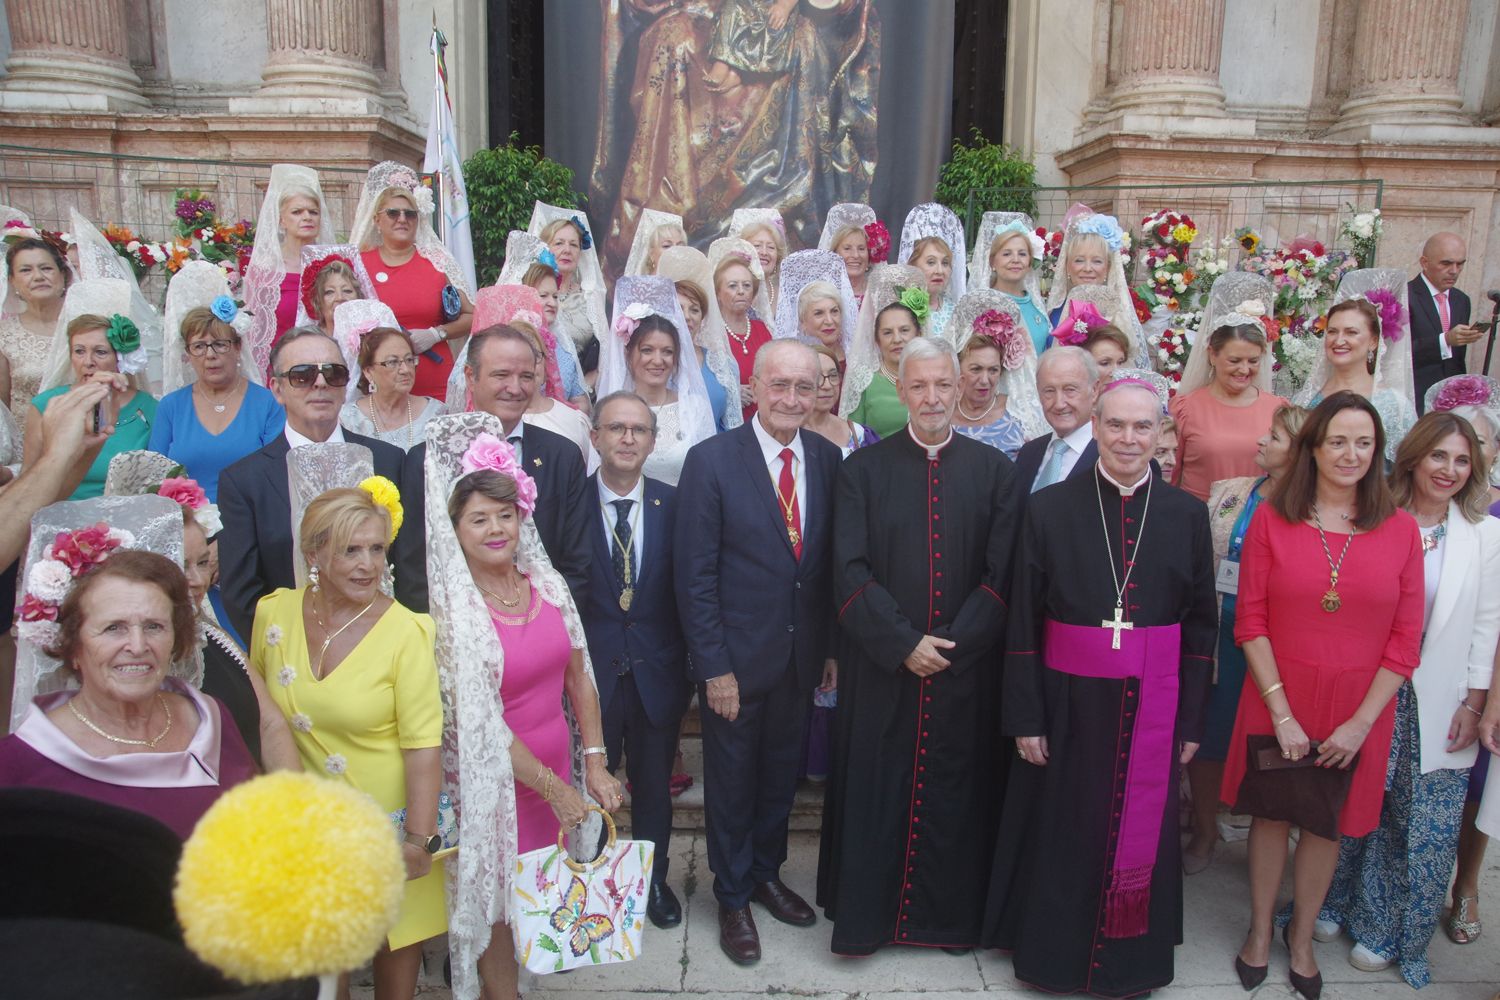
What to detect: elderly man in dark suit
<box><xmin>394</xmin><ymin>325</ymin><xmax>589</xmax><ymax>612</ymax></box>
<box><xmin>1410</xmin><ymin>231</ymin><xmax>1481</xmax><ymax>411</ymax></box>
<box><xmin>1013</xmin><ymin>345</ymin><xmax>1100</xmax><ymax>499</ymax></box>
<box><xmin>675</xmin><ymin>339</ymin><xmax>839</xmax><ymax>966</ymax></box>
<box><xmin>580</xmin><ymin>390</ymin><xmax>690</xmax><ymax>929</ymax></box>
<box><xmin>218</xmin><ymin>328</ymin><xmax>406</xmax><ymax>638</ymax></box>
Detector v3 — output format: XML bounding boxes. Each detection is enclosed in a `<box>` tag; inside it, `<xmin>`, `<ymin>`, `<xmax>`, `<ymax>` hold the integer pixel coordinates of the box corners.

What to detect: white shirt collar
<box><xmin>284</xmin><ymin>421</ymin><xmax>346</xmax><ymax>449</ymax></box>
<box><xmin>751</xmin><ymin>413</ymin><xmax>804</xmax><ymax>466</ymax></box>
<box><xmin>598</xmin><ymin>474</ymin><xmax>645</xmax><ymax>508</ymax></box>
<box><xmin>1053</xmin><ymin>421</ymin><xmax>1094</xmax><ymax>453</ymax></box>
<box><xmin>1097</xmin><ymin>462</ymin><xmax>1152</xmax><ymax>498</ymax></box>
<box><xmin>1419</xmin><ymin>274</ymin><xmax>1447</xmax><ymax>300</ymax></box>
<box><xmin>907</xmin><ymin>423</ymin><xmax>954</xmax><ymax>460</ymax></box>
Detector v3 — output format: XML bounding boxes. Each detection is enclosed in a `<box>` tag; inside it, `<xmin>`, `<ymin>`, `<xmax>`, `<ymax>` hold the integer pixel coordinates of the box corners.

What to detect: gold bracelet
<box><xmin>1259</xmin><ymin>681</ymin><xmax>1284</xmax><ymax>701</ymax></box>
<box><xmin>1273</xmin><ymin>714</ymin><xmax>1293</xmax><ymax>727</ymax></box>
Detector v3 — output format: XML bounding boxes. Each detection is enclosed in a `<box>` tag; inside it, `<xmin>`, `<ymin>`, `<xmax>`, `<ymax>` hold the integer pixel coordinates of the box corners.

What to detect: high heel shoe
<box><xmin>1283</xmin><ymin>924</ymin><xmax>1323</xmax><ymax>1000</ymax></box>
<box><xmin>1233</xmin><ymin>954</ymin><xmax>1267</xmax><ymax>990</ymax></box>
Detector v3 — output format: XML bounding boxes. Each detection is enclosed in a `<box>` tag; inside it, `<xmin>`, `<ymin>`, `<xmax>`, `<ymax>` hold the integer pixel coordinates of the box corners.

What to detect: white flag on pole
<box><xmin>423</xmin><ymin>28</ymin><xmax>477</xmax><ymax>292</ymax></box>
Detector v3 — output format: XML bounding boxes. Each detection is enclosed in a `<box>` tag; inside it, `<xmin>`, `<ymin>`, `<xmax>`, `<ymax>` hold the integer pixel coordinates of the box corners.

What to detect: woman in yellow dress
<box><xmin>251</xmin><ymin>480</ymin><xmax>446</xmax><ymax>1000</ymax></box>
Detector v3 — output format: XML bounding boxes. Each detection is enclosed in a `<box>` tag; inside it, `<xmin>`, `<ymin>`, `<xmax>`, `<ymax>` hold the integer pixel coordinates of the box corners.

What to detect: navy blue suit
<box><xmin>581</xmin><ymin>474</ymin><xmax>688</xmax><ymax>885</ymax></box>
<box><xmin>1012</xmin><ymin>432</ymin><xmax>1099</xmax><ymax>502</ymax></box>
<box><xmin>674</xmin><ymin>422</ymin><xmax>838</xmax><ymax>907</ymax></box>
<box><xmin>218</xmin><ymin>430</ymin><xmax>406</xmax><ymax>639</ymax></box>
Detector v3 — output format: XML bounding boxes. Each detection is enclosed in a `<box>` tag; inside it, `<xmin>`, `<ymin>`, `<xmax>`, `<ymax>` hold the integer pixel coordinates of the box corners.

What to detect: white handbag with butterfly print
<box><xmin>510</xmin><ymin>807</ymin><xmax>654</xmax><ymax>974</ymax></box>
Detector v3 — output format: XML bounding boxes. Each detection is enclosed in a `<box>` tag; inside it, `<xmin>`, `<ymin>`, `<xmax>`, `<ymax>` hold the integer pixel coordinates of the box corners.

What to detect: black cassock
<box><xmin>982</xmin><ymin>467</ymin><xmax>1216</xmax><ymax>997</ymax></box>
<box><xmin>816</xmin><ymin>430</ymin><xmax>1020</xmax><ymax>955</ymax></box>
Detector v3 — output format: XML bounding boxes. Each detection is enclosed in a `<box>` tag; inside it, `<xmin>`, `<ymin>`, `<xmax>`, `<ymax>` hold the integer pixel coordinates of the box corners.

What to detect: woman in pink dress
<box><xmin>441</xmin><ymin>430</ymin><xmax>621</xmax><ymax>1000</ymax></box>
<box><xmin>241</xmin><ymin>164</ymin><xmax>336</xmax><ymax>379</ymax></box>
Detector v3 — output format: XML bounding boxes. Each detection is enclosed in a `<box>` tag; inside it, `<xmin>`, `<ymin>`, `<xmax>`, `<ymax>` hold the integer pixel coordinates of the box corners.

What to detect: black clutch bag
<box><xmin>1230</xmin><ymin>734</ymin><xmax>1358</xmax><ymax>841</ymax></box>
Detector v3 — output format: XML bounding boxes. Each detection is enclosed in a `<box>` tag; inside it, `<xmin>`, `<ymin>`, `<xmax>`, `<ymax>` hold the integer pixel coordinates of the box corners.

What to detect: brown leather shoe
<box><xmin>718</xmin><ymin>904</ymin><xmax>761</xmax><ymax>965</ymax></box>
<box><xmin>751</xmin><ymin>879</ymin><xmax>817</xmax><ymax>927</ymax></box>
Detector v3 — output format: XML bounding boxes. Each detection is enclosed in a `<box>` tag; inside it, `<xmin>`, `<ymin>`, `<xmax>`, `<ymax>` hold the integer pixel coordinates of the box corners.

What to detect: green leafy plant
<box><xmin>463</xmin><ymin>133</ymin><xmax>581</xmax><ymax>284</ymax></box>
<box><xmin>935</xmin><ymin>128</ymin><xmax>1038</xmax><ymax>241</ymax></box>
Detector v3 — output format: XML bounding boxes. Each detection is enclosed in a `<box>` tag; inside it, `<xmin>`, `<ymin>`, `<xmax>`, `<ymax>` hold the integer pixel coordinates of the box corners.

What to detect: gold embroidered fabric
<box><xmin>0</xmin><ymin>314</ymin><xmax>56</xmax><ymax>413</ymax></box>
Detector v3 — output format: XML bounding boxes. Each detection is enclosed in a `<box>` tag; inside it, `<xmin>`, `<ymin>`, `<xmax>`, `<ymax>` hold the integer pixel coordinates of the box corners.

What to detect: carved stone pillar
<box><xmin>256</xmin><ymin>0</ymin><xmax>383</xmax><ymax>100</ymax></box>
<box><xmin>1337</xmin><ymin>0</ymin><xmax>1468</xmax><ymax>128</ymax></box>
<box><xmin>1106</xmin><ymin>0</ymin><xmax>1227</xmax><ymax>117</ymax></box>
<box><xmin>0</xmin><ymin>0</ymin><xmax>147</xmax><ymax>110</ymax></box>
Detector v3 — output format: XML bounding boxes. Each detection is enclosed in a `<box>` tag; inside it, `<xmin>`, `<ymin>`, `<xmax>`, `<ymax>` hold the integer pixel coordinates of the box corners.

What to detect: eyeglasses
<box><xmin>817</xmin><ymin>371</ymin><xmax>841</xmax><ymax>386</ymax></box>
<box><xmin>275</xmin><ymin>363</ymin><xmax>350</xmax><ymax>388</ymax></box>
<box><xmin>375</xmin><ymin>355</ymin><xmax>419</xmax><ymax>370</ymax></box>
<box><xmin>764</xmin><ymin>379</ymin><xmax>816</xmax><ymax>398</ymax></box>
<box><xmin>383</xmin><ymin>208</ymin><xmax>418</xmax><ymax>221</ymax></box>
<box><xmin>601</xmin><ymin>422</ymin><xmax>655</xmax><ymax>438</ymax></box>
<box><xmin>187</xmin><ymin>339</ymin><xmax>237</xmax><ymax>357</ymax></box>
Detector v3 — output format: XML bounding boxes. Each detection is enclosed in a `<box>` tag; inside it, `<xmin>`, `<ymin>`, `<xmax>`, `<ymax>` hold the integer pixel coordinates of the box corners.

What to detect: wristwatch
<box><xmin>403</xmin><ymin>830</ymin><xmax>442</xmax><ymax>854</ymax></box>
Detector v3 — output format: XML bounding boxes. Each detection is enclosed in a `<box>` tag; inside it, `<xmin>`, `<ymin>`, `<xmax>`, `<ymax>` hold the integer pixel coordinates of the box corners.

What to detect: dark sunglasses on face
<box><xmin>383</xmin><ymin>208</ymin><xmax>419</xmax><ymax>221</ymax></box>
<box><xmin>276</xmin><ymin>363</ymin><xmax>350</xmax><ymax>388</ymax></box>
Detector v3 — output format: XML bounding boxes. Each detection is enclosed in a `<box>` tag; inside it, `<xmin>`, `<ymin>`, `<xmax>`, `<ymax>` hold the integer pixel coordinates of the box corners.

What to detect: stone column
<box><xmin>1106</xmin><ymin>0</ymin><xmax>1227</xmax><ymax>117</ymax></box>
<box><xmin>0</xmin><ymin>0</ymin><xmax>147</xmax><ymax>110</ymax></box>
<box><xmin>256</xmin><ymin>0</ymin><xmax>383</xmax><ymax>100</ymax></box>
<box><xmin>1337</xmin><ymin>0</ymin><xmax>1468</xmax><ymax>129</ymax></box>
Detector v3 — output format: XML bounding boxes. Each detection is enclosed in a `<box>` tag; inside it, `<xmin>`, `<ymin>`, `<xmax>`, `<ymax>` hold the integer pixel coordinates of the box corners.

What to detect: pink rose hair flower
<box><xmin>1432</xmin><ymin>375</ymin><xmax>1492</xmax><ymax>412</ymax></box>
<box><xmin>864</xmin><ymin>221</ymin><xmax>891</xmax><ymax>264</ymax></box>
<box><xmin>1363</xmin><ymin>288</ymin><xmax>1408</xmax><ymax>344</ymax></box>
<box><xmin>973</xmin><ymin>309</ymin><xmax>1028</xmax><ymax>371</ymax></box>
<box><xmin>49</xmin><ymin>524</ymin><xmax>122</xmax><ymax>576</ymax></box>
<box><xmin>157</xmin><ymin>477</ymin><xmax>208</xmax><ymax>510</ymax></box>
<box><xmin>460</xmin><ymin>433</ymin><xmax>539</xmax><ymax>517</ymax></box>
<box><xmin>17</xmin><ymin>593</ymin><xmax>58</xmax><ymax>623</ymax></box>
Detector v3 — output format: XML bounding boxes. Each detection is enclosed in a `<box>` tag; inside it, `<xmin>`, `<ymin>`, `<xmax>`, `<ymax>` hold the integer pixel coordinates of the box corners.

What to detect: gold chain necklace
<box><xmin>312</xmin><ymin>595</ymin><xmax>379</xmax><ymax>678</ymax></box>
<box><xmin>69</xmin><ymin>693</ymin><xmax>172</xmax><ymax>748</ymax></box>
<box><xmin>1310</xmin><ymin>504</ymin><xmax>1354</xmax><ymax>613</ymax></box>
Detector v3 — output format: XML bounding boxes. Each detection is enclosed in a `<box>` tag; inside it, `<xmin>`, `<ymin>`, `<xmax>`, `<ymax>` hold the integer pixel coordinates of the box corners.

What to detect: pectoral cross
<box><xmin>1101</xmin><ymin>603</ymin><xmax>1134</xmax><ymax>651</ymax></box>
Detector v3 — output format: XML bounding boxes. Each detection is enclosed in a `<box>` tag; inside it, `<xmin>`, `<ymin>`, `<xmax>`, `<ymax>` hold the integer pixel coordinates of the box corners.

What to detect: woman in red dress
<box><xmin>712</xmin><ymin>253</ymin><xmax>770</xmax><ymax>423</ymax></box>
<box><xmin>1223</xmin><ymin>391</ymin><xmax>1423</xmax><ymax>999</ymax></box>
<box><xmin>349</xmin><ymin>162</ymin><xmax>474</xmax><ymax>403</ymax></box>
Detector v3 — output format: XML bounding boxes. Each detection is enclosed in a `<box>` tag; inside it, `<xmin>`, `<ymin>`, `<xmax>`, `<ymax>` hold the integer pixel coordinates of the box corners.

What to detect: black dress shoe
<box><xmin>647</xmin><ymin>881</ymin><xmax>682</xmax><ymax>928</ymax></box>
<box><xmin>718</xmin><ymin>904</ymin><xmax>761</xmax><ymax>965</ymax></box>
<box><xmin>1233</xmin><ymin>954</ymin><xmax>1267</xmax><ymax>990</ymax></box>
<box><xmin>1284</xmin><ymin>924</ymin><xmax>1323</xmax><ymax>1000</ymax></box>
<box><xmin>751</xmin><ymin>879</ymin><xmax>816</xmax><ymax>927</ymax></box>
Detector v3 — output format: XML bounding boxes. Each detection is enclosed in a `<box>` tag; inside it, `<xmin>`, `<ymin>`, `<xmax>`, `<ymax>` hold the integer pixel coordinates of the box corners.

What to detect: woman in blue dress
<box><xmin>949</xmin><ymin>289</ymin><xmax>1044</xmax><ymax>458</ymax></box>
<box><xmin>970</xmin><ymin>213</ymin><xmax>1050</xmax><ymax>357</ymax></box>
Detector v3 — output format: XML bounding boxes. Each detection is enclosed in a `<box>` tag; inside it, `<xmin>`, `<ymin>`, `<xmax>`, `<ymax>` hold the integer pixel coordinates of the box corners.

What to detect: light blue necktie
<box><xmin>1032</xmin><ymin>437</ymin><xmax>1068</xmax><ymax>493</ymax></box>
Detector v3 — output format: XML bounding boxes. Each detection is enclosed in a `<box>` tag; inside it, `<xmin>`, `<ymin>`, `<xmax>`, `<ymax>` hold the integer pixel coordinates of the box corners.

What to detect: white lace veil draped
<box><xmin>1044</xmin><ymin>212</ymin><xmax>1147</xmax><ymax>367</ymax></box>
<box><xmin>349</xmin><ymin>161</ymin><xmax>472</xmax><ymax>298</ymax></box>
<box><xmin>243</xmin><ymin>165</ymin><xmax>337</xmax><ymax>380</ymax></box>
<box><xmin>492</xmin><ymin>231</ymin><xmax>586</xmax><ymax>388</ymax></box>
<box><xmin>623</xmin><ymin>208</ymin><xmax>686</xmax><ymax>278</ymax></box>
<box><xmin>597</xmin><ymin>275</ymin><xmax>717</xmax><ymax>449</ymax></box>
<box><xmin>657</xmin><ymin>246</ymin><xmax>743</xmax><ymax>430</ymax></box>
<box><xmin>772</xmin><ymin>249</ymin><xmax>859</xmax><ymax>354</ymax></box>
<box><xmin>63</xmin><ymin>209</ymin><xmax>165</xmax><ymax>393</ymax></box>
<box><xmin>285</xmin><ymin>442</ymin><xmax>377</xmax><ymax>589</ymax></box>
<box><xmin>103</xmin><ymin>449</ymin><xmax>177</xmax><ymax>497</ymax></box>
<box><xmin>818</xmin><ymin>203</ymin><xmax>877</xmax><ymax>251</ymax></box>
<box><xmin>40</xmin><ymin>278</ymin><xmax>142</xmax><ymax>392</ymax></box>
<box><xmin>970</xmin><ymin>211</ymin><xmax>1045</xmax><ymax>312</ymax></box>
<box><xmin>1176</xmin><ymin>271</ymin><xmax>1276</xmax><ymax>397</ymax></box>
<box><xmin>838</xmin><ymin>263</ymin><xmax>928</xmax><ymax>420</ymax></box>
<box><xmin>897</xmin><ymin>202</ymin><xmax>967</xmax><ymax>302</ymax></box>
<box><xmin>161</xmin><ymin>260</ymin><xmax>260</xmax><ymax>394</ymax></box>
<box><xmin>0</xmin><ymin>205</ymin><xmax>37</xmax><ymax>319</ymax></box>
<box><xmin>706</xmin><ymin>236</ymin><xmax>774</xmax><ymax>324</ymax></box>
<box><xmin>951</xmin><ymin>288</ymin><xmax>1045</xmax><ymax>439</ymax></box>
<box><xmin>729</xmin><ymin>209</ymin><xmax>786</xmax><ymax>307</ymax></box>
<box><xmin>291</xmin><ymin>244</ymin><xmax>378</xmax><ymax>331</ymax></box>
<box><xmin>422</xmin><ymin>411</ymin><xmax>602</xmax><ymax>1000</ymax></box>
<box><xmin>331</xmin><ymin>299</ymin><xmax>400</xmax><ymax>403</ymax></box>
<box><xmin>526</xmin><ymin>202</ymin><xmax>608</xmax><ymax>349</ymax></box>
<box><xmin>10</xmin><ymin>495</ymin><xmax>199</xmax><ymax>731</ymax></box>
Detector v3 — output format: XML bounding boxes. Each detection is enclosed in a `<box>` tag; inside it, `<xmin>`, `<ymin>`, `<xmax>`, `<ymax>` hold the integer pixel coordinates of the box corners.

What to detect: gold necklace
<box><xmin>478</xmin><ymin>577</ymin><xmax>524</xmax><ymax>608</ymax></box>
<box><xmin>69</xmin><ymin>693</ymin><xmax>172</xmax><ymax>748</ymax></box>
<box><xmin>1310</xmin><ymin>504</ymin><xmax>1354</xmax><ymax>613</ymax></box>
<box><xmin>311</xmin><ymin>595</ymin><xmax>380</xmax><ymax>679</ymax></box>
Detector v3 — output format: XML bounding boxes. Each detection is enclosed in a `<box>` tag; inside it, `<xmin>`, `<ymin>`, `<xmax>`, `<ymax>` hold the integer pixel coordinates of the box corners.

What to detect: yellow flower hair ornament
<box><xmin>360</xmin><ymin>474</ymin><xmax>403</xmax><ymax>543</ymax></box>
<box><xmin>174</xmin><ymin>772</ymin><xmax>405</xmax><ymax>992</ymax></box>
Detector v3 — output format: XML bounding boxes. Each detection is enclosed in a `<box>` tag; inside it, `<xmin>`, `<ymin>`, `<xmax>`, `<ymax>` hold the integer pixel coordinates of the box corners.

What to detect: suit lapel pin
<box><xmin>652</xmin><ymin>498</ymin><xmax>661</xmax><ymax>506</ymax></box>
<box><xmin>533</xmin><ymin>457</ymin><xmax>543</xmax><ymax>467</ymax></box>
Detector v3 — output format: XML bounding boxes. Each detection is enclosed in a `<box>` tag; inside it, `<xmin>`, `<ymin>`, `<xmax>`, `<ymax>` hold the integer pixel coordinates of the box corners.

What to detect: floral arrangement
<box><xmin>1363</xmin><ymin>287</ymin><xmax>1408</xmax><ymax>344</ymax></box>
<box><xmin>971</xmin><ymin>309</ymin><xmax>1028</xmax><ymax>370</ymax></box>
<box><xmin>299</xmin><ymin>253</ymin><xmax>357</xmax><ymax>319</ymax></box>
<box><xmin>612</xmin><ymin>301</ymin><xmax>655</xmax><ymax>343</ymax></box>
<box><xmin>103</xmin><ymin>223</ymin><xmax>183</xmax><ymax>280</ymax></box>
<box><xmin>864</xmin><ymin>220</ymin><xmax>891</xmax><ymax>264</ymax></box>
<box><xmin>359</xmin><ymin>475</ymin><xmax>403</xmax><ymax>544</ymax></box>
<box><xmin>173</xmin><ymin>189</ymin><xmax>216</xmax><ymax>239</ymax></box>
<box><xmin>1035</xmin><ymin>227</ymin><xmax>1063</xmax><ymax>297</ymax></box>
<box><xmin>896</xmin><ymin>285</ymin><xmax>931</xmax><ymax>324</ymax></box>
<box><xmin>154</xmin><ymin>472</ymin><xmax>223</xmax><ymax>536</ymax></box>
<box><xmin>17</xmin><ymin>523</ymin><xmax>136</xmax><ymax>648</ymax></box>
<box><xmin>1340</xmin><ymin>206</ymin><xmax>1382</xmax><ymax>268</ymax></box>
<box><xmin>1074</xmin><ymin>213</ymin><xmax>1127</xmax><ymax>255</ymax></box>
<box><xmin>1140</xmin><ymin>210</ymin><xmax>1197</xmax><ymax>252</ymax></box>
<box><xmin>1137</xmin><ymin>249</ymin><xmax>1196</xmax><ymax>310</ymax></box>
<box><xmin>171</xmin><ymin>190</ymin><xmax>256</xmax><ymax>275</ymax></box>
<box><xmin>1151</xmin><ymin>326</ymin><xmax>1192</xmax><ymax>390</ymax></box>
<box><xmin>461</xmin><ymin>433</ymin><xmax>539</xmax><ymax>517</ymax></box>
<box><xmin>1240</xmin><ymin>242</ymin><xmax>1357</xmax><ymax>338</ymax></box>
<box><xmin>1272</xmin><ymin>331</ymin><xmax>1320</xmax><ymax>391</ymax></box>
<box><xmin>1234</xmin><ymin>226</ymin><xmax>1261</xmax><ymax>254</ymax></box>
<box><xmin>1432</xmin><ymin>375</ymin><xmax>1495</xmax><ymax>411</ymax></box>
<box><xmin>1050</xmin><ymin>299</ymin><xmax>1108</xmax><ymax>347</ymax></box>
<box><xmin>1</xmin><ymin>218</ymin><xmax>71</xmax><ymax>257</ymax></box>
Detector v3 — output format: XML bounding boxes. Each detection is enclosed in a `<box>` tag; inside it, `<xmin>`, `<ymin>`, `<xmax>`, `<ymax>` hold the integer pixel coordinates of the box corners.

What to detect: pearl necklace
<box><xmin>725</xmin><ymin>318</ymin><xmax>753</xmax><ymax>355</ymax></box>
<box><xmin>957</xmin><ymin>394</ymin><xmax>998</xmax><ymax>422</ymax></box>
<box><xmin>366</xmin><ymin>394</ymin><xmax>415</xmax><ymax>449</ymax></box>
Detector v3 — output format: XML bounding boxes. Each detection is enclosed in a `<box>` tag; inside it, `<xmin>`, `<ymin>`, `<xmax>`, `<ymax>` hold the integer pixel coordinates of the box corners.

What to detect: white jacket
<box><xmin>1414</xmin><ymin>505</ymin><xmax>1500</xmax><ymax>774</ymax></box>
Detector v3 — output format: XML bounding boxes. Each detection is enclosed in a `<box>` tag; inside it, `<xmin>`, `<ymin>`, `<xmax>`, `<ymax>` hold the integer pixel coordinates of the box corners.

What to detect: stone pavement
<box><xmin>360</xmin><ymin>828</ymin><xmax>1500</xmax><ymax>1000</ymax></box>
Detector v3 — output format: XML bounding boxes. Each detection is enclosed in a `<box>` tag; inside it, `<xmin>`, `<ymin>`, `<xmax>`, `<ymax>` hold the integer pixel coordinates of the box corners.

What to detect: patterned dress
<box><xmin>0</xmin><ymin>314</ymin><xmax>55</xmax><ymax>415</ymax></box>
<box><xmin>955</xmin><ymin>411</ymin><xmax>1027</xmax><ymax>460</ymax></box>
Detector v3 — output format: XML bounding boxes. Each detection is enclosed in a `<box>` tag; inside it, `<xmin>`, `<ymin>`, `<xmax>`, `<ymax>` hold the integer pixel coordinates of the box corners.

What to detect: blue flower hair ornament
<box><xmin>568</xmin><ymin>215</ymin><xmax>593</xmax><ymax>251</ymax></box>
<box><xmin>209</xmin><ymin>295</ymin><xmax>238</xmax><ymax>325</ymax></box>
<box><xmin>537</xmin><ymin>248</ymin><xmax>560</xmax><ymax>275</ymax></box>
<box><xmin>1074</xmin><ymin>214</ymin><xmax>1126</xmax><ymax>254</ymax></box>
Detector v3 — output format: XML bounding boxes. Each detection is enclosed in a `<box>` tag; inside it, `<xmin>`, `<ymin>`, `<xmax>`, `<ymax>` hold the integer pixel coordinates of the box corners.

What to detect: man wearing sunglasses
<box><xmin>395</xmin><ymin>324</ymin><xmax>590</xmax><ymax>611</ymax></box>
<box><xmin>218</xmin><ymin>328</ymin><xmax>409</xmax><ymax>637</ymax></box>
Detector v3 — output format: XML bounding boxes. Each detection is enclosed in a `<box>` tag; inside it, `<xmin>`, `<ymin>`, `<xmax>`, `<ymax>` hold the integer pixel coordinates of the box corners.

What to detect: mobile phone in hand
<box><xmin>91</xmin><ymin>402</ymin><xmax>104</xmax><ymax>434</ymax></box>
<box><xmin>1474</xmin><ymin>320</ymin><xmax>1495</xmax><ymax>335</ymax></box>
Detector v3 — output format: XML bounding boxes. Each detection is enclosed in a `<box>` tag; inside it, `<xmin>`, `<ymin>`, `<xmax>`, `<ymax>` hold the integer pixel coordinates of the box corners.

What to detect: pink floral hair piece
<box><xmin>1432</xmin><ymin>375</ymin><xmax>1492</xmax><ymax>411</ymax></box>
<box><xmin>460</xmin><ymin>433</ymin><xmax>538</xmax><ymax>518</ymax></box>
<box><xmin>612</xmin><ymin>301</ymin><xmax>655</xmax><ymax>344</ymax></box>
<box><xmin>864</xmin><ymin>221</ymin><xmax>891</xmax><ymax>264</ymax></box>
<box><xmin>1050</xmin><ymin>299</ymin><xmax>1108</xmax><ymax>347</ymax></box>
<box><xmin>972</xmin><ymin>309</ymin><xmax>1028</xmax><ymax>371</ymax></box>
<box><xmin>1363</xmin><ymin>288</ymin><xmax>1408</xmax><ymax>344</ymax></box>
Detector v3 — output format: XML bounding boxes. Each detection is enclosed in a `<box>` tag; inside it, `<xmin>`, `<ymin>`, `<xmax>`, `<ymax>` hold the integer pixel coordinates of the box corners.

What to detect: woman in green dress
<box><xmin>839</xmin><ymin>263</ymin><xmax>930</xmax><ymax>440</ymax></box>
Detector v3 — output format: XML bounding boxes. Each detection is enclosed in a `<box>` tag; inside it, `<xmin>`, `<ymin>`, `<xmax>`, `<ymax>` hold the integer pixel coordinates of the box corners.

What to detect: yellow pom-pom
<box><xmin>359</xmin><ymin>474</ymin><xmax>404</xmax><ymax>544</ymax></box>
<box><xmin>174</xmin><ymin>772</ymin><xmax>405</xmax><ymax>983</ymax></box>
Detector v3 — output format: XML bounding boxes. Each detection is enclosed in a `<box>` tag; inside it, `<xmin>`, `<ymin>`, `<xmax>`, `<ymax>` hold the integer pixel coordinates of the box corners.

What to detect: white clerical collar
<box><xmin>751</xmin><ymin>413</ymin><xmax>803</xmax><ymax>465</ymax></box>
<box><xmin>907</xmin><ymin>424</ymin><xmax>954</xmax><ymax>460</ymax></box>
<box><xmin>1097</xmin><ymin>463</ymin><xmax>1152</xmax><ymax>498</ymax></box>
<box><xmin>285</xmin><ymin>421</ymin><xmax>346</xmax><ymax>449</ymax></box>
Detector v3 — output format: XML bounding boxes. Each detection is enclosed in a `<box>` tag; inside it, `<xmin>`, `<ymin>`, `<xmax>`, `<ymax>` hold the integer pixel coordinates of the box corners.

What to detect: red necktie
<box><xmin>777</xmin><ymin>447</ymin><xmax>802</xmax><ymax>561</ymax></box>
<box><xmin>1438</xmin><ymin>290</ymin><xmax>1451</xmax><ymax>332</ymax></box>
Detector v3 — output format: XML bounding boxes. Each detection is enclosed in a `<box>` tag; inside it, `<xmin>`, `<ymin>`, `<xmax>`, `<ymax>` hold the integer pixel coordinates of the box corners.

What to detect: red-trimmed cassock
<box><xmin>982</xmin><ymin>466</ymin><xmax>1217</xmax><ymax>997</ymax></box>
<box><xmin>816</xmin><ymin>428</ymin><xmax>1020</xmax><ymax>955</ymax></box>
